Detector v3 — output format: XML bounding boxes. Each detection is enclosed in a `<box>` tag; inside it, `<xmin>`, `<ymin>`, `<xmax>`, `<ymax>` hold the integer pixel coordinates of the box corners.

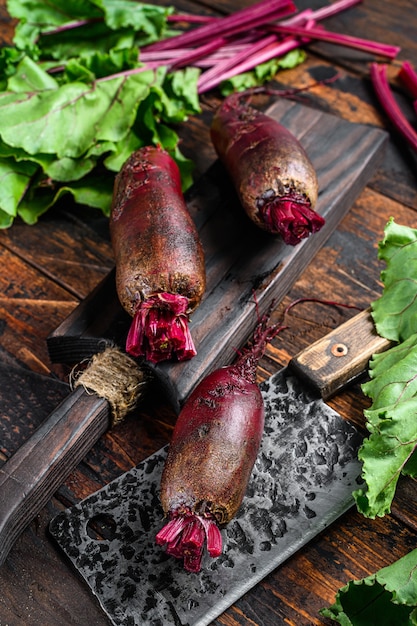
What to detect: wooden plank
<box><xmin>49</xmin><ymin>99</ymin><xmax>387</xmax><ymax>413</ymax></box>
<box><xmin>0</xmin><ymin>211</ymin><xmax>113</xmax><ymax>299</ymax></box>
<box><xmin>0</xmin><ymin>246</ymin><xmax>80</xmax><ymax>371</ymax></box>
<box><xmin>0</xmin><ymin>504</ymin><xmax>108</xmax><ymax>625</ymax></box>
<box><xmin>0</xmin><ymin>349</ymin><xmax>69</xmax><ymax>456</ymax></box>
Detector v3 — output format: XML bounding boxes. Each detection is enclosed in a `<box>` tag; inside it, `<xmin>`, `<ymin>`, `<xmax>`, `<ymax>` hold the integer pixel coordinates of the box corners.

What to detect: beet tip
<box><xmin>156</xmin><ymin>511</ymin><xmax>222</xmax><ymax>573</ymax></box>
<box><xmin>257</xmin><ymin>194</ymin><xmax>325</xmax><ymax>246</ymax></box>
<box><xmin>125</xmin><ymin>292</ymin><xmax>197</xmax><ymax>362</ymax></box>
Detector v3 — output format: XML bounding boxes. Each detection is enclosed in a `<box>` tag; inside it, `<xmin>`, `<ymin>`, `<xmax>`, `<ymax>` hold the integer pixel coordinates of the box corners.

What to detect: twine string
<box><xmin>72</xmin><ymin>345</ymin><xmax>148</xmax><ymax>426</ymax></box>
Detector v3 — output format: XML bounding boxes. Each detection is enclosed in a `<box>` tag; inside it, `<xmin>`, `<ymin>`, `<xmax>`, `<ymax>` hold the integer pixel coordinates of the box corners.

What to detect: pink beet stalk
<box><xmin>310</xmin><ymin>0</ymin><xmax>362</xmax><ymax>20</ymax></box>
<box><xmin>271</xmin><ymin>23</ymin><xmax>400</xmax><ymax>59</ymax></box>
<box><xmin>370</xmin><ymin>63</ymin><xmax>417</xmax><ymax>154</ymax></box>
<box><xmin>156</xmin><ymin>313</ymin><xmax>284</xmax><ymax>572</ymax></box>
<box><xmin>197</xmin><ymin>33</ymin><xmax>278</xmax><ymax>92</ymax></box>
<box><xmin>398</xmin><ymin>61</ymin><xmax>417</xmax><ymax>114</ymax></box>
<box><xmin>143</xmin><ymin>0</ymin><xmax>296</xmax><ymax>52</ymax></box>
<box><xmin>168</xmin><ymin>37</ymin><xmax>227</xmax><ymax>70</ymax></box>
<box><xmin>167</xmin><ymin>13</ymin><xmax>218</xmax><ymax>24</ymax></box>
<box><xmin>125</xmin><ymin>292</ymin><xmax>197</xmax><ymax>362</ymax></box>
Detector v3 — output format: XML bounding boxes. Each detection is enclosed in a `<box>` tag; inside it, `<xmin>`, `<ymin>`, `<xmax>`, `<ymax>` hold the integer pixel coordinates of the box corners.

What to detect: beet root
<box><xmin>210</xmin><ymin>94</ymin><xmax>324</xmax><ymax>245</ymax></box>
<box><xmin>110</xmin><ymin>145</ymin><xmax>206</xmax><ymax>363</ymax></box>
<box><xmin>156</xmin><ymin>313</ymin><xmax>284</xmax><ymax>572</ymax></box>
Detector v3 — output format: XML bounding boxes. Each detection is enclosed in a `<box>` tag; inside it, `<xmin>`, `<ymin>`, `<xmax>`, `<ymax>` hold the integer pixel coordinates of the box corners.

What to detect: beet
<box><xmin>210</xmin><ymin>94</ymin><xmax>324</xmax><ymax>245</ymax></box>
<box><xmin>110</xmin><ymin>145</ymin><xmax>206</xmax><ymax>363</ymax></box>
<box><xmin>156</xmin><ymin>313</ymin><xmax>284</xmax><ymax>572</ymax></box>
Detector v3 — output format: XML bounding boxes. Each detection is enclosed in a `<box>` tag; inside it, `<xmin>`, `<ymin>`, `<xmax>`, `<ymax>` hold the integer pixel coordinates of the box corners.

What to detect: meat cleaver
<box><xmin>0</xmin><ymin>99</ymin><xmax>387</xmax><ymax>566</ymax></box>
<box><xmin>49</xmin><ymin>309</ymin><xmax>390</xmax><ymax>626</ymax></box>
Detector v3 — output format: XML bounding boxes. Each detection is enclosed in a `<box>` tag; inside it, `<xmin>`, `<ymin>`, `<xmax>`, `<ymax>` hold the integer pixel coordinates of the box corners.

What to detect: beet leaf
<box><xmin>352</xmin><ymin>219</ymin><xmax>417</xmax><ymax>519</ymax></box>
<box><xmin>321</xmin><ymin>548</ymin><xmax>417</xmax><ymax>625</ymax></box>
<box><xmin>0</xmin><ymin>0</ymin><xmax>402</xmax><ymax>227</ymax></box>
<box><xmin>0</xmin><ymin>56</ymin><xmax>200</xmax><ymax>226</ymax></box>
<box><xmin>371</xmin><ymin>218</ymin><xmax>417</xmax><ymax>342</ymax></box>
<box><xmin>8</xmin><ymin>0</ymin><xmax>172</xmax><ymax>55</ymax></box>
<box><xmin>323</xmin><ymin>222</ymin><xmax>417</xmax><ymax>622</ymax></box>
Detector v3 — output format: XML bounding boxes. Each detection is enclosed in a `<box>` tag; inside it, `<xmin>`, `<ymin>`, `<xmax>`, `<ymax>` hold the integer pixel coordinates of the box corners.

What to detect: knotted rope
<box><xmin>72</xmin><ymin>345</ymin><xmax>148</xmax><ymax>426</ymax></box>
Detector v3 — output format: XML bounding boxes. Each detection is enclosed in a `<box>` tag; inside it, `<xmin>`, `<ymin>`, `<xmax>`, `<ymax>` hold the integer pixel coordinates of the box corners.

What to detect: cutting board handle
<box><xmin>0</xmin><ymin>388</ymin><xmax>109</xmax><ymax>566</ymax></box>
<box><xmin>289</xmin><ymin>308</ymin><xmax>391</xmax><ymax>400</ymax></box>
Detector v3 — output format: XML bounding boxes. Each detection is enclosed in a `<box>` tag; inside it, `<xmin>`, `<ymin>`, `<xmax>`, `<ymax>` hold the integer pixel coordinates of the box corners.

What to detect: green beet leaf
<box><xmin>332</xmin><ymin>219</ymin><xmax>417</xmax><ymax>622</ymax></box>
<box><xmin>362</xmin><ymin>337</ymin><xmax>417</xmax><ymax>411</ymax></box>
<box><xmin>7</xmin><ymin>0</ymin><xmax>170</xmax><ymax>56</ymax></box>
<box><xmin>7</xmin><ymin>55</ymin><xmax>59</xmax><ymax>91</ymax></box>
<box><xmin>0</xmin><ymin>71</ymin><xmax>155</xmax><ymax>159</ymax></box>
<box><xmin>0</xmin><ymin>134</ymin><xmax>107</xmax><ymax>183</ymax></box>
<box><xmin>365</xmin><ymin>333</ymin><xmax>417</xmax><ymax>382</ymax></box>
<box><xmin>0</xmin><ymin>46</ymin><xmax>25</xmax><ymax>89</ymax></box>
<box><xmin>7</xmin><ymin>0</ymin><xmax>101</xmax><ymax>25</ymax></box>
<box><xmin>372</xmin><ymin>218</ymin><xmax>417</xmax><ymax>342</ymax></box>
<box><xmin>219</xmin><ymin>49</ymin><xmax>306</xmax><ymax>96</ymax></box>
<box><xmin>0</xmin><ymin>157</ymin><xmax>38</xmax><ymax>216</ymax></box>
<box><xmin>17</xmin><ymin>170</ymin><xmax>115</xmax><ymax>224</ymax></box>
<box><xmin>353</xmin><ymin>396</ymin><xmax>417</xmax><ymax>518</ymax></box>
<box><xmin>321</xmin><ymin>548</ymin><xmax>417</xmax><ymax>625</ymax></box>
<box><xmin>1</xmin><ymin>0</ymin><xmax>302</xmax><ymax>226</ymax></box>
<box><xmin>353</xmin><ymin>219</ymin><xmax>417</xmax><ymax>518</ymax></box>
<box><xmin>0</xmin><ymin>54</ymin><xmax>200</xmax><ymax>221</ymax></box>
<box><xmin>62</xmin><ymin>48</ymin><xmax>140</xmax><ymax>83</ymax></box>
<box><xmin>0</xmin><ymin>209</ymin><xmax>15</xmax><ymax>228</ymax></box>
<box><xmin>97</xmin><ymin>0</ymin><xmax>172</xmax><ymax>40</ymax></box>
<box><xmin>7</xmin><ymin>0</ymin><xmax>103</xmax><ymax>53</ymax></box>
<box><xmin>38</xmin><ymin>23</ymin><xmax>137</xmax><ymax>62</ymax></box>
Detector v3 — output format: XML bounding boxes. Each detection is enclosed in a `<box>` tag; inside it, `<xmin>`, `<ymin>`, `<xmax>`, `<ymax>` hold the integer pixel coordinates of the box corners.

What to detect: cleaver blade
<box><xmin>49</xmin><ymin>310</ymin><xmax>390</xmax><ymax>626</ymax></box>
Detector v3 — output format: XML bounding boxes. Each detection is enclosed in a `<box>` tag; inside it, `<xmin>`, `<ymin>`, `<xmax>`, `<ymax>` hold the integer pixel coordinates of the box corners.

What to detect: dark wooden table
<box><xmin>0</xmin><ymin>1</ymin><xmax>416</xmax><ymax>624</ymax></box>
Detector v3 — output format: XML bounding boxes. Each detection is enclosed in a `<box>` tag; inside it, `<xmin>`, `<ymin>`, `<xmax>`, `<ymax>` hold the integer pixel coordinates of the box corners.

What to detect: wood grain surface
<box><xmin>0</xmin><ymin>0</ymin><xmax>416</xmax><ymax>625</ymax></box>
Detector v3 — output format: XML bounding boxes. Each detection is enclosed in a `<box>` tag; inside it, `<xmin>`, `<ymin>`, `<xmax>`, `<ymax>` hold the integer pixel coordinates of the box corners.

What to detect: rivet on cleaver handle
<box><xmin>289</xmin><ymin>308</ymin><xmax>391</xmax><ymax>400</ymax></box>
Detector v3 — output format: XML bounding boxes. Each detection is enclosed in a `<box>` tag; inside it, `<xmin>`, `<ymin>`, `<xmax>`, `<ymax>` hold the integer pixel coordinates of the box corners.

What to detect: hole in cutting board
<box><xmin>86</xmin><ymin>513</ymin><xmax>117</xmax><ymax>541</ymax></box>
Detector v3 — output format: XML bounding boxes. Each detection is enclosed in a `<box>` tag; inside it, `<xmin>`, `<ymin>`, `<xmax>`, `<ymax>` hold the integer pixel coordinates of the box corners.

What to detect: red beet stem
<box><xmin>126</xmin><ymin>292</ymin><xmax>197</xmax><ymax>362</ymax></box>
<box><xmin>271</xmin><ymin>23</ymin><xmax>400</xmax><ymax>59</ymax></box>
<box><xmin>398</xmin><ymin>60</ymin><xmax>417</xmax><ymax>100</ymax></box>
<box><xmin>143</xmin><ymin>0</ymin><xmax>296</xmax><ymax>52</ymax></box>
<box><xmin>284</xmin><ymin>297</ymin><xmax>362</xmax><ymax>317</ymax></box>
<box><xmin>231</xmin><ymin>311</ymin><xmax>285</xmax><ymax>382</ymax></box>
<box><xmin>259</xmin><ymin>197</ymin><xmax>325</xmax><ymax>246</ymax></box>
<box><xmin>370</xmin><ymin>62</ymin><xmax>417</xmax><ymax>154</ymax></box>
<box><xmin>156</xmin><ymin>511</ymin><xmax>222</xmax><ymax>572</ymax></box>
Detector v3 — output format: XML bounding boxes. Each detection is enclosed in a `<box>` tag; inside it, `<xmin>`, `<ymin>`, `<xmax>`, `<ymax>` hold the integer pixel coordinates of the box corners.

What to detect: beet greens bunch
<box><xmin>0</xmin><ymin>0</ymin><xmax>402</xmax><ymax>228</ymax></box>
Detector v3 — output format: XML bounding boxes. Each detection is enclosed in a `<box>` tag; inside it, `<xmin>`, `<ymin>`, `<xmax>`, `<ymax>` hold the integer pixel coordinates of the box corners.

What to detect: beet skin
<box><xmin>210</xmin><ymin>95</ymin><xmax>324</xmax><ymax>245</ymax></box>
<box><xmin>110</xmin><ymin>145</ymin><xmax>205</xmax><ymax>363</ymax></box>
<box><xmin>160</xmin><ymin>366</ymin><xmax>265</xmax><ymax>525</ymax></box>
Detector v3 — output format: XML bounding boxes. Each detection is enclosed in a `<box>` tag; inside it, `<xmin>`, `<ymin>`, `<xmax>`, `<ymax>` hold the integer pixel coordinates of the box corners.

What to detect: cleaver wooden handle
<box><xmin>0</xmin><ymin>387</ymin><xmax>110</xmax><ymax>566</ymax></box>
<box><xmin>289</xmin><ymin>308</ymin><xmax>392</xmax><ymax>400</ymax></box>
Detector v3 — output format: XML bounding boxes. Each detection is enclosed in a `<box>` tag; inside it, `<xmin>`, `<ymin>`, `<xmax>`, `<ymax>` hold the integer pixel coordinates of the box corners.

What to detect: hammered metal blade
<box><xmin>49</xmin><ymin>370</ymin><xmax>363</xmax><ymax>626</ymax></box>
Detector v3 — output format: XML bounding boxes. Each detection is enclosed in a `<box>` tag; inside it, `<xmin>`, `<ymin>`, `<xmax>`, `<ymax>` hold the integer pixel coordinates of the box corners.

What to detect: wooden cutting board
<box><xmin>48</xmin><ymin>98</ymin><xmax>387</xmax><ymax>412</ymax></box>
